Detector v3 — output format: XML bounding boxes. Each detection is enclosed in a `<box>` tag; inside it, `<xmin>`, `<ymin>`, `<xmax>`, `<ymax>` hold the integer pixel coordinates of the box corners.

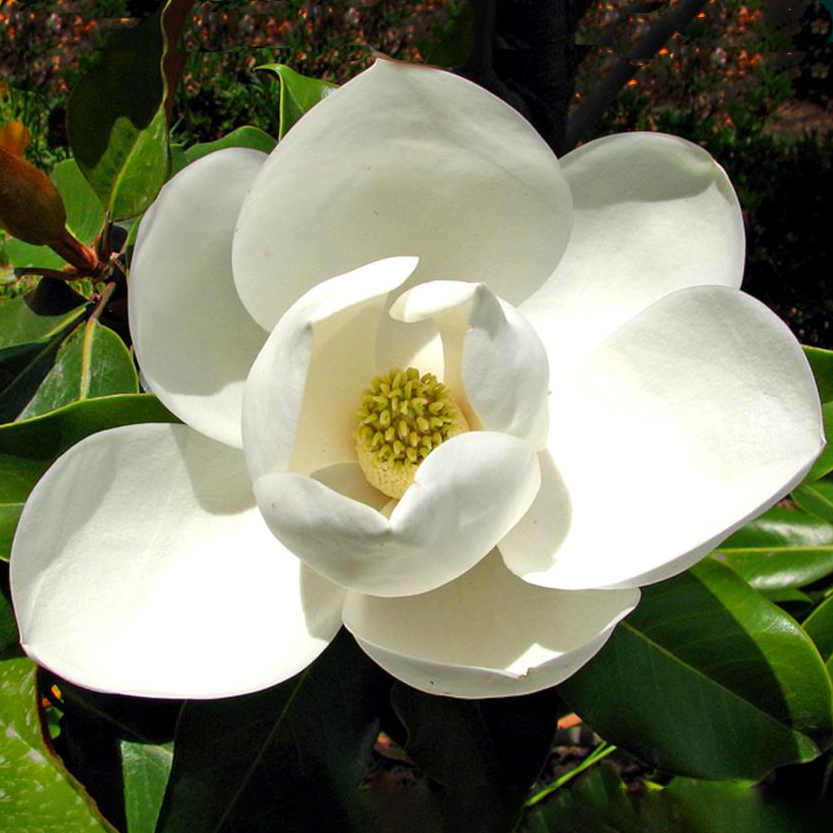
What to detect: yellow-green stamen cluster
<box><xmin>355</xmin><ymin>366</ymin><xmax>468</xmax><ymax>499</ymax></box>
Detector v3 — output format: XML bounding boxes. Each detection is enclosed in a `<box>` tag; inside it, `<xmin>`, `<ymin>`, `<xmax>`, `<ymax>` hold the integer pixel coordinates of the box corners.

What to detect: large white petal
<box><xmin>10</xmin><ymin>423</ymin><xmax>344</xmax><ymax>698</ymax></box>
<box><xmin>342</xmin><ymin>549</ymin><xmax>639</xmax><ymax>698</ymax></box>
<box><xmin>130</xmin><ymin>149</ymin><xmax>269</xmax><ymax>448</ymax></box>
<box><xmin>242</xmin><ymin>257</ymin><xmax>418</xmax><ymax>481</ymax></box>
<box><xmin>391</xmin><ymin>281</ymin><xmax>550</xmax><ymax>449</ymax></box>
<box><xmin>253</xmin><ymin>432</ymin><xmax>540</xmax><ymax>597</ymax></box>
<box><xmin>502</xmin><ymin>286</ymin><xmax>824</xmax><ymax>590</ymax></box>
<box><xmin>523</xmin><ymin>132</ymin><xmax>745</xmax><ymax>379</ymax></box>
<box><xmin>233</xmin><ymin>59</ymin><xmax>571</xmax><ymax>333</ymax></box>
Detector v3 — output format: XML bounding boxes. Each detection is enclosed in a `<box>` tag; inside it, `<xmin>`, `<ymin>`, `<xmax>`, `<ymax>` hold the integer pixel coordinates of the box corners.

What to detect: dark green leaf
<box><xmin>1</xmin><ymin>159</ymin><xmax>106</xmax><ymax>269</ymax></box>
<box><xmin>67</xmin><ymin>12</ymin><xmax>170</xmax><ymax>219</ymax></box>
<box><xmin>257</xmin><ymin>64</ymin><xmax>337</xmax><ymax>140</ymax></box>
<box><xmin>1</xmin><ymin>585</ymin><xmax>18</xmax><ymax>655</ymax></box>
<box><xmin>389</xmin><ymin>684</ymin><xmax>563</xmax><ymax>833</ymax></box>
<box><xmin>716</xmin><ymin>506</ymin><xmax>833</xmax><ymax>591</ymax></box>
<box><xmin>0</xmin><ymin>327</ymin><xmax>73</xmax><ymax>423</ymax></box>
<box><xmin>418</xmin><ymin>2</ymin><xmax>476</xmax><ymax>68</ymax></box>
<box><xmin>122</xmin><ymin>741</ymin><xmax>173</xmax><ymax>833</ymax></box>
<box><xmin>794</xmin><ymin>476</ymin><xmax>833</xmax><ymax>523</ymax></box>
<box><xmin>0</xmin><ymin>657</ymin><xmax>115</xmax><ymax>831</ymax></box>
<box><xmin>558</xmin><ymin>558</ymin><xmax>833</xmax><ymax>780</ymax></box>
<box><xmin>0</xmin><ymin>393</ymin><xmax>178</xmax><ymax>560</ymax></box>
<box><xmin>0</xmin><ymin>294</ymin><xmax>86</xmax><ymax>355</ymax></box>
<box><xmin>0</xmin><ymin>455</ymin><xmax>44</xmax><ymax>563</ymax></box>
<box><xmin>520</xmin><ymin>765</ymin><xmax>826</xmax><ymax>833</ymax></box>
<box><xmin>18</xmin><ymin>321</ymin><xmax>138</xmax><ymax>420</ymax></box>
<box><xmin>183</xmin><ymin>126</ymin><xmax>276</xmax><ymax>165</ymax></box>
<box><xmin>804</xmin><ymin>346</ymin><xmax>833</xmax><ymax>481</ymax></box>
<box><xmin>803</xmin><ymin>596</ymin><xmax>833</xmax><ymax>664</ymax></box>
<box><xmin>157</xmin><ymin>630</ymin><xmax>392</xmax><ymax>833</ymax></box>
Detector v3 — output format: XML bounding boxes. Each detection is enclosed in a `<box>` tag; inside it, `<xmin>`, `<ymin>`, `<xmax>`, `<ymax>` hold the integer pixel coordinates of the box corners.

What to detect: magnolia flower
<box><xmin>10</xmin><ymin>61</ymin><xmax>823</xmax><ymax>700</ymax></box>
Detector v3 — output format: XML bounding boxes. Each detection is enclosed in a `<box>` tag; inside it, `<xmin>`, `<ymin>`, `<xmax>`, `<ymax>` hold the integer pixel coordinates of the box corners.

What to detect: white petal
<box><xmin>10</xmin><ymin>423</ymin><xmax>344</xmax><ymax>698</ymax></box>
<box><xmin>253</xmin><ymin>432</ymin><xmax>540</xmax><ymax>597</ymax></box>
<box><xmin>130</xmin><ymin>149</ymin><xmax>269</xmax><ymax>448</ymax></box>
<box><xmin>342</xmin><ymin>549</ymin><xmax>639</xmax><ymax>698</ymax></box>
<box><xmin>391</xmin><ymin>281</ymin><xmax>550</xmax><ymax>448</ymax></box>
<box><xmin>502</xmin><ymin>286</ymin><xmax>824</xmax><ymax>590</ymax></box>
<box><xmin>523</xmin><ymin>132</ymin><xmax>745</xmax><ymax>379</ymax></box>
<box><xmin>233</xmin><ymin>60</ymin><xmax>571</xmax><ymax>332</ymax></box>
<box><xmin>242</xmin><ymin>257</ymin><xmax>418</xmax><ymax>481</ymax></box>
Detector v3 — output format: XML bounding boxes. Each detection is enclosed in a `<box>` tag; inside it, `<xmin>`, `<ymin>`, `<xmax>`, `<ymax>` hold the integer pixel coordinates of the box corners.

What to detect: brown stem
<box><xmin>48</xmin><ymin>228</ymin><xmax>100</xmax><ymax>274</ymax></box>
<box><xmin>90</xmin><ymin>281</ymin><xmax>117</xmax><ymax>323</ymax></box>
<box><xmin>565</xmin><ymin>0</ymin><xmax>711</xmax><ymax>149</ymax></box>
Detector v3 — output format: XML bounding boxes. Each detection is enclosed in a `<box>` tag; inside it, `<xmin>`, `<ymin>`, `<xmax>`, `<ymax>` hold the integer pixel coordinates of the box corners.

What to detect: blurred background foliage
<box><xmin>0</xmin><ymin>0</ymin><xmax>831</xmax><ymax>345</ymax></box>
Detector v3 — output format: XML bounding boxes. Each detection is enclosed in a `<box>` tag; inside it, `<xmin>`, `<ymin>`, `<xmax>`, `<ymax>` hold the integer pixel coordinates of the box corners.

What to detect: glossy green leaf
<box><xmin>0</xmin><ymin>657</ymin><xmax>115</xmax><ymax>832</ymax></box>
<box><xmin>804</xmin><ymin>346</ymin><xmax>833</xmax><ymax>481</ymax></box>
<box><xmin>520</xmin><ymin>765</ymin><xmax>825</xmax><ymax>833</ymax></box>
<box><xmin>67</xmin><ymin>12</ymin><xmax>170</xmax><ymax>219</ymax></box>
<box><xmin>183</xmin><ymin>125</ymin><xmax>276</xmax><ymax>164</ymax></box>
<box><xmin>0</xmin><ymin>294</ymin><xmax>86</xmax><ymax>355</ymax></box>
<box><xmin>0</xmin><ymin>327</ymin><xmax>72</xmax><ymax>423</ymax></box>
<box><xmin>1</xmin><ymin>158</ymin><xmax>106</xmax><ymax>270</ymax></box>
<box><xmin>558</xmin><ymin>558</ymin><xmax>833</xmax><ymax>780</ymax></box>
<box><xmin>157</xmin><ymin>630</ymin><xmax>391</xmax><ymax>833</ymax></box>
<box><xmin>122</xmin><ymin>741</ymin><xmax>173</xmax><ymax>833</ymax></box>
<box><xmin>794</xmin><ymin>476</ymin><xmax>833</xmax><ymax>523</ymax></box>
<box><xmin>0</xmin><ymin>454</ymin><xmax>44</xmax><ymax>563</ymax></box>
<box><xmin>0</xmin><ymin>393</ymin><xmax>178</xmax><ymax>561</ymax></box>
<box><xmin>257</xmin><ymin>64</ymin><xmax>337</xmax><ymax>140</ymax></box>
<box><xmin>803</xmin><ymin>596</ymin><xmax>833</xmax><ymax>664</ymax></box>
<box><xmin>716</xmin><ymin>506</ymin><xmax>833</xmax><ymax>591</ymax></box>
<box><xmin>18</xmin><ymin>320</ymin><xmax>138</xmax><ymax>420</ymax></box>
<box><xmin>388</xmin><ymin>684</ymin><xmax>563</xmax><ymax>833</ymax></box>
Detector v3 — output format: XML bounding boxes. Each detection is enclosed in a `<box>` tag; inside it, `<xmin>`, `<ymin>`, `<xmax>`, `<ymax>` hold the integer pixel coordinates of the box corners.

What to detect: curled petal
<box><xmin>502</xmin><ymin>286</ymin><xmax>824</xmax><ymax>590</ymax></box>
<box><xmin>10</xmin><ymin>424</ymin><xmax>344</xmax><ymax>698</ymax></box>
<box><xmin>342</xmin><ymin>549</ymin><xmax>640</xmax><ymax>698</ymax></box>
<box><xmin>391</xmin><ymin>281</ymin><xmax>549</xmax><ymax>448</ymax></box>
<box><xmin>253</xmin><ymin>432</ymin><xmax>540</xmax><ymax>597</ymax></box>
<box><xmin>523</xmin><ymin>132</ymin><xmax>745</xmax><ymax>379</ymax></box>
<box><xmin>242</xmin><ymin>257</ymin><xmax>418</xmax><ymax>480</ymax></box>
<box><xmin>233</xmin><ymin>59</ymin><xmax>571</xmax><ymax>332</ymax></box>
<box><xmin>130</xmin><ymin>149</ymin><xmax>269</xmax><ymax>447</ymax></box>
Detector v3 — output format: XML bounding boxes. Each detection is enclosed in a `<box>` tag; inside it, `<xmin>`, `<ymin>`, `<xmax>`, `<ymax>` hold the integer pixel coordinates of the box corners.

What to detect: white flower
<box><xmin>10</xmin><ymin>61</ymin><xmax>824</xmax><ymax>700</ymax></box>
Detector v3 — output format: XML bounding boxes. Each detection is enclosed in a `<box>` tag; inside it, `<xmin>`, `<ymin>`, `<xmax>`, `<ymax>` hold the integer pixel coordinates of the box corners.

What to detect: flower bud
<box><xmin>0</xmin><ymin>119</ymin><xmax>32</xmax><ymax>156</ymax></box>
<box><xmin>0</xmin><ymin>145</ymin><xmax>67</xmax><ymax>246</ymax></box>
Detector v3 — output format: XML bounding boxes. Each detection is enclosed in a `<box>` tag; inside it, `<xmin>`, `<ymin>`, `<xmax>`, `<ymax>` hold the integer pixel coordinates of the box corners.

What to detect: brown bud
<box><xmin>0</xmin><ymin>145</ymin><xmax>67</xmax><ymax>246</ymax></box>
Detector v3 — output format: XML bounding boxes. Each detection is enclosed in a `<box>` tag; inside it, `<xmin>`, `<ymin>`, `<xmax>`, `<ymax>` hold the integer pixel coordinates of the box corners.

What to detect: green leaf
<box><xmin>0</xmin><ymin>455</ymin><xmax>44</xmax><ymax>564</ymax></box>
<box><xmin>257</xmin><ymin>64</ymin><xmax>337</xmax><ymax>140</ymax></box>
<box><xmin>0</xmin><ymin>393</ymin><xmax>178</xmax><ymax>561</ymax></box>
<box><xmin>67</xmin><ymin>12</ymin><xmax>171</xmax><ymax>219</ymax></box>
<box><xmin>0</xmin><ymin>289</ymin><xmax>90</xmax><ymax>421</ymax></box>
<box><xmin>804</xmin><ymin>346</ymin><xmax>833</xmax><ymax>481</ymax></box>
<box><xmin>183</xmin><ymin>125</ymin><xmax>276</xmax><ymax>165</ymax></box>
<box><xmin>1</xmin><ymin>158</ymin><xmax>106</xmax><ymax>269</ymax></box>
<box><xmin>0</xmin><ymin>657</ymin><xmax>115</xmax><ymax>832</ymax></box>
<box><xmin>388</xmin><ymin>684</ymin><xmax>563</xmax><ymax>833</ymax></box>
<box><xmin>0</xmin><ymin>294</ymin><xmax>86</xmax><ymax>355</ymax></box>
<box><xmin>1</xmin><ymin>586</ymin><xmax>18</xmax><ymax>655</ymax></box>
<box><xmin>122</xmin><ymin>741</ymin><xmax>173</xmax><ymax>833</ymax></box>
<box><xmin>156</xmin><ymin>630</ymin><xmax>391</xmax><ymax>833</ymax></box>
<box><xmin>794</xmin><ymin>476</ymin><xmax>833</xmax><ymax>523</ymax></box>
<box><xmin>803</xmin><ymin>595</ymin><xmax>833</xmax><ymax>664</ymax></box>
<box><xmin>520</xmin><ymin>765</ymin><xmax>824</xmax><ymax>833</ymax></box>
<box><xmin>716</xmin><ymin>505</ymin><xmax>833</xmax><ymax>591</ymax></box>
<box><xmin>418</xmin><ymin>1</ymin><xmax>476</xmax><ymax>68</ymax></box>
<box><xmin>558</xmin><ymin>558</ymin><xmax>833</xmax><ymax>780</ymax></box>
<box><xmin>18</xmin><ymin>320</ymin><xmax>138</xmax><ymax>420</ymax></box>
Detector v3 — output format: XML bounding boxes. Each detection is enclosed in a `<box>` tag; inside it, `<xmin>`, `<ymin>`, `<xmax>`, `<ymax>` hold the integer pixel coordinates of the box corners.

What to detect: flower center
<box><xmin>354</xmin><ymin>366</ymin><xmax>469</xmax><ymax>499</ymax></box>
